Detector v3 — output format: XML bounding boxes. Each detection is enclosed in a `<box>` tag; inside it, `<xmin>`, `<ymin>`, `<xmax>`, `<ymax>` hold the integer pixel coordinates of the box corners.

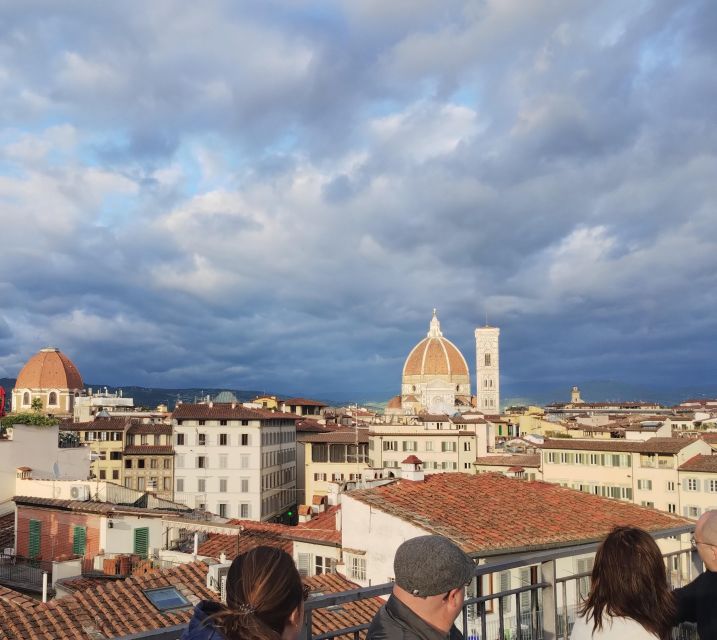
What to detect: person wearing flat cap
<box><xmin>367</xmin><ymin>535</ymin><xmax>474</xmax><ymax>640</ymax></box>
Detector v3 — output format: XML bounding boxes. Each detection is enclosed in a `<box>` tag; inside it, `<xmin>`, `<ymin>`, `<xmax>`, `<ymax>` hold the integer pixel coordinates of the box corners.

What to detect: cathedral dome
<box><xmin>402</xmin><ymin>312</ymin><xmax>469</xmax><ymax>378</ymax></box>
<box><xmin>15</xmin><ymin>347</ymin><xmax>84</xmax><ymax>390</ymax></box>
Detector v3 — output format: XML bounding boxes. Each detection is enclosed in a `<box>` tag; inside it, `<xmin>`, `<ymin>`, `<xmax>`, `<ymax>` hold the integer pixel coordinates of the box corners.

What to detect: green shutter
<box><xmin>29</xmin><ymin>520</ymin><xmax>41</xmax><ymax>559</ymax></box>
<box><xmin>133</xmin><ymin>527</ymin><xmax>149</xmax><ymax>558</ymax></box>
<box><xmin>73</xmin><ymin>526</ymin><xmax>87</xmax><ymax>556</ymax></box>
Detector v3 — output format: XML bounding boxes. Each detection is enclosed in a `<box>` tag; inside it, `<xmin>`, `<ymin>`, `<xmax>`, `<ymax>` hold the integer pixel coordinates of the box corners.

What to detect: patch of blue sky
<box><xmin>95</xmin><ymin>192</ymin><xmax>139</xmax><ymax>228</ymax></box>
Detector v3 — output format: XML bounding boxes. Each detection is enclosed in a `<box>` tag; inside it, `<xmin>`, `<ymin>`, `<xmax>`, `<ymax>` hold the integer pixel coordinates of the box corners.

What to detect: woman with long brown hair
<box><xmin>570</xmin><ymin>526</ymin><xmax>676</xmax><ymax>640</ymax></box>
<box><xmin>183</xmin><ymin>546</ymin><xmax>309</xmax><ymax>640</ymax></box>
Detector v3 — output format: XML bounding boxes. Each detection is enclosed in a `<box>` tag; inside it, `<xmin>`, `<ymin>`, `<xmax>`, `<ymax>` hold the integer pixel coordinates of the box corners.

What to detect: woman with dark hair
<box><xmin>570</xmin><ymin>526</ymin><xmax>676</xmax><ymax>640</ymax></box>
<box><xmin>182</xmin><ymin>546</ymin><xmax>309</xmax><ymax>640</ymax></box>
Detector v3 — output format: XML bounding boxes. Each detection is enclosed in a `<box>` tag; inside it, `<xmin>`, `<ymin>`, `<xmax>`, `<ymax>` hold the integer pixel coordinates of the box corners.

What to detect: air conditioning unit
<box><xmin>70</xmin><ymin>485</ymin><xmax>91</xmax><ymax>500</ymax></box>
<box><xmin>206</xmin><ymin>562</ymin><xmax>232</xmax><ymax>594</ymax></box>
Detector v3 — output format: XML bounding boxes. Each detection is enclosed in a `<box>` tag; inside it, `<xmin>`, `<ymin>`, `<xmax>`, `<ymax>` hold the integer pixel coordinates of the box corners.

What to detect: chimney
<box><xmin>298</xmin><ymin>505</ymin><xmax>312</xmax><ymax>523</ymax></box>
<box><xmin>312</xmin><ymin>495</ymin><xmax>327</xmax><ymax>513</ymax></box>
<box><xmin>16</xmin><ymin>467</ymin><xmax>32</xmax><ymax>480</ymax></box>
<box><xmin>400</xmin><ymin>456</ymin><xmax>425</xmax><ymax>482</ymax></box>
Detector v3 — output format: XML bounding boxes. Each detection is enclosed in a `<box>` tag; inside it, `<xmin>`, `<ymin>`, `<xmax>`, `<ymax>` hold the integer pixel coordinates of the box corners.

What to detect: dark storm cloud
<box><xmin>0</xmin><ymin>0</ymin><xmax>715</xmax><ymax>399</ymax></box>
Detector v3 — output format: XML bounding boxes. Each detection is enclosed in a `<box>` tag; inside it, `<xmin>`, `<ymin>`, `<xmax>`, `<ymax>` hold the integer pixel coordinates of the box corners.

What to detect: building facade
<box><xmin>475</xmin><ymin>326</ymin><xmax>500</xmax><ymax>412</ymax></box>
<box><xmin>172</xmin><ymin>402</ymin><xmax>298</xmax><ymax>522</ymax></box>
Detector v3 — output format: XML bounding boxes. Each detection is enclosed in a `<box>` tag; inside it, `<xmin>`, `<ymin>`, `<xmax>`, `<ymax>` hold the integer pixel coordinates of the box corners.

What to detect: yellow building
<box><xmin>60</xmin><ymin>416</ymin><xmax>129</xmax><ymax>483</ymax></box>
<box><xmin>122</xmin><ymin>422</ymin><xmax>174</xmax><ymax>499</ymax></box>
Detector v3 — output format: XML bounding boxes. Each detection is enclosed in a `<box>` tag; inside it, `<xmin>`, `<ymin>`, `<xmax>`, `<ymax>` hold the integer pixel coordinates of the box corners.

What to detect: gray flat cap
<box><xmin>394</xmin><ymin>535</ymin><xmax>474</xmax><ymax>597</ymax></box>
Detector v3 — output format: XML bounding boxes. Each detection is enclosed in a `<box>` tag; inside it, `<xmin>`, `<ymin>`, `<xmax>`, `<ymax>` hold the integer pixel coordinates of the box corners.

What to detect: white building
<box><xmin>0</xmin><ymin>424</ymin><xmax>90</xmax><ymax>513</ymax></box>
<box><xmin>475</xmin><ymin>326</ymin><xmax>500</xmax><ymax>412</ymax></box>
<box><xmin>172</xmin><ymin>402</ymin><xmax>298</xmax><ymax>522</ymax></box>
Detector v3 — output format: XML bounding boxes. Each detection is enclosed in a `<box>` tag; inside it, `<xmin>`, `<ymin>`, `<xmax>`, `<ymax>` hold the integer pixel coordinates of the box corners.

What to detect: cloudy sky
<box><xmin>0</xmin><ymin>1</ymin><xmax>715</xmax><ymax>400</ymax></box>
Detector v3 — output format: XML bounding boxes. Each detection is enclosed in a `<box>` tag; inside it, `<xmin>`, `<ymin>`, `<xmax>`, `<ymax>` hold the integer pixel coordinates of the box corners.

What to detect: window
<box><xmin>637</xmin><ymin>479</ymin><xmax>652</xmax><ymax>490</ymax></box>
<box><xmin>667</xmin><ymin>481</ymin><xmax>676</xmax><ymax>491</ymax></box>
<box><xmin>441</xmin><ymin>441</ymin><xmax>456</xmax><ymax>453</ymax></box>
<box><xmin>137</xmin><ymin>459</ymin><xmax>145</xmax><ymax>469</ymax></box>
<box><xmin>22</xmin><ymin>392</ymin><xmax>30</xmax><ymax>406</ymax></box>
<box><xmin>28</xmin><ymin>520</ymin><xmax>41</xmax><ymax>559</ymax></box>
<box><xmin>198</xmin><ymin>478</ymin><xmax>206</xmax><ymax>492</ymax></box>
<box><xmin>198</xmin><ymin>433</ymin><xmax>206</xmax><ymax>446</ymax></box>
<box><xmin>133</xmin><ymin>527</ymin><xmax>149</xmax><ymax>558</ymax></box>
<box><xmin>312</xmin><ymin>444</ymin><xmax>328</xmax><ymax>463</ymax></box>
<box><xmin>641</xmin><ymin>501</ymin><xmax>655</xmax><ymax>508</ymax></box>
<box><xmin>197</xmin><ymin>456</ymin><xmax>206</xmax><ymax>469</ymax></box>
<box><xmin>383</xmin><ymin>440</ymin><xmax>398</xmax><ymax>451</ymax></box>
<box><xmin>348</xmin><ymin>556</ymin><xmax>366</xmax><ymax>581</ymax></box>
<box><xmin>218</xmin><ymin>503</ymin><xmax>227</xmax><ymax>517</ymax></box>
<box><xmin>220</xmin><ymin>420</ymin><xmax>228</xmax><ymax>426</ymax></box>
<box><xmin>48</xmin><ymin>392</ymin><xmax>58</xmax><ymax>406</ymax></box>
<box><xmin>708</xmin><ymin>480</ymin><xmax>717</xmax><ymax>493</ymax></box>
<box><xmin>484</xmin><ymin>353</ymin><xmax>491</xmax><ymax>367</ymax></box>
<box><xmin>219</xmin><ymin>454</ymin><xmax>228</xmax><ymax>469</ymax></box>
<box><xmin>143</xmin><ymin>587</ymin><xmax>190</xmax><ymax>612</ymax></box>
<box><xmin>241</xmin><ymin>478</ymin><xmax>249</xmax><ymax>492</ymax></box>
<box><xmin>199</xmin><ymin>420</ymin><xmax>205</xmax><ymax>426</ymax></box>
<box><xmin>125</xmin><ymin>459</ymin><xmax>132</xmax><ymax>469</ymax></box>
<box><xmin>576</xmin><ymin>557</ymin><xmax>594</xmax><ymax>600</ymax></box>
<box><xmin>687</xmin><ymin>506</ymin><xmax>701</xmax><ymax>518</ymax></box>
<box><xmin>112</xmin><ymin>470</ymin><xmax>119</xmax><ymax>480</ymax></box>
<box><xmin>99</xmin><ymin>470</ymin><xmax>106</xmax><ymax>479</ymax></box>
<box><xmin>668</xmin><ymin>503</ymin><xmax>677</xmax><ymax>513</ymax></box>
<box><xmin>241</xmin><ymin>434</ymin><xmax>249</xmax><ymax>446</ymax></box>
<box><xmin>687</xmin><ymin>478</ymin><xmax>699</xmax><ymax>492</ymax></box>
<box><xmin>110</xmin><ymin>452</ymin><xmax>122</xmax><ymax>460</ymax></box>
<box><xmin>463</xmin><ymin>441</ymin><xmax>471</xmax><ymax>451</ymax></box>
<box><xmin>219</xmin><ymin>433</ymin><xmax>228</xmax><ymax>446</ymax></box>
<box><xmin>176</xmin><ymin>478</ymin><xmax>184</xmax><ymax>492</ymax></box>
<box><xmin>240</xmin><ymin>455</ymin><xmax>250</xmax><ymax>469</ymax></box>
<box><xmin>240</xmin><ymin>503</ymin><xmax>250</xmax><ymax>518</ymax></box>
<box><xmin>220</xmin><ymin>478</ymin><xmax>228</xmax><ymax>492</ymax></box>
<box><xmin>499</xmin><ymin>571</ymin><xmax>512</xmax><ymax>613</ymax></box>
<box><xmin>72</xmin><ymin>526</ymin><xmax>87</xmax><ymax>556</ymax></box>
<box><xmin>150</xmin><ymin>459</ymin><xmax>158</xmax><ymax>469</ymax></box>
<box><xmin>164</xmin><ymin>458</ymin><xmax>171</xmax><ymax>469</ymax></box>
<box><xmin>425</xmin><ymin>441</ymin><xmax>433</xmax><ymax>451</ymax></box>
<box><xmin>176</xmin><ymin>454</ymin><xmax>185</xmax><ymax>469</ymax></box>
<box><xmin>176</xmin><ymin>433</ymin><xmax>185</xmax><ymax>446</ymax></box>
<box><xmin>137</xmin><ymin>477</ymin><xmax>145</xmax><ymax>491</ymax></box>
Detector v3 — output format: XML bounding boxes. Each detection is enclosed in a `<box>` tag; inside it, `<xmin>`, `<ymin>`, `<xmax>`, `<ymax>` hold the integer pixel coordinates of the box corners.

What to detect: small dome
<box><xmin>386</xmin><ymin>395</ymin><xmax>402</xmax><ymax>409</ymax></box>
<box><xmin>15</xmin><ymin>347</ymin><xmax>83</xmax><ymax>390</ymax></box>
<box><xmin>403</xmin><ymin>312</ymin><xmax>469</xmax><ymax>378</ymax></box>
<box><xmin>214</xmin><ymin>390</ymin><xmax>239</xmax><ymax>403</ymax></box>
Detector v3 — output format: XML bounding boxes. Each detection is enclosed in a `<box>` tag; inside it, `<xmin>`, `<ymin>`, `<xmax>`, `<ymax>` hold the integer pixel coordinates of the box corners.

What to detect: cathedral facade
<box><xmin>386</xmin><ymin>311</ymin><xmax>500</xmax><ymax>416</ymax></box>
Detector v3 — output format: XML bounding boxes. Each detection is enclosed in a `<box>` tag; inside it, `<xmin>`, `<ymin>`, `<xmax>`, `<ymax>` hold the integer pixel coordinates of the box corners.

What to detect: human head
<box><xmin>581</xmin><ymin>526</ymin><xmax>675</xmax><ymax>640</ymax></box>
<box><xmin>693</xmin><ymin>510</ymin><xmax>717</xmax><ymax>571</ymax></box>
<box><xmin>212</xmin><ymin>546</ymin><xmax>307</xmax><ymax>640</ymax></box>
<box><xmin>391</xmin><ymin>535</ymin><xmax>474</xmax><ymax>632</ymax></box>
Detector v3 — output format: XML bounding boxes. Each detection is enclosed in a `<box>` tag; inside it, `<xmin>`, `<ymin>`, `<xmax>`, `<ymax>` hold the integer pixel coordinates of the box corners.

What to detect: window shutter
<box><xmin>133</xmin><ymin>527</ymin><xmax>149</xmax><ymax>558</ymax></box>
<box><xmin>29</xmin><ymin>520</ymin><xmax>41</xmax><ymax>559</ymax></box>
<box><xmin>682</xmin><ymin>479</ymin><xmax>689</xmax><ymax>491</ymax></box>
<box><xmin>73</xmin><ymin>526</ymin><xmax>87</xmax><ymax>556</ymax></box>
<box><xmin>499</xmin><ymin>571</ymin><xmax>511</xmax><ymax>613</ymax></box>
<box><xmin>298</xmin><ymin>553</ymin><xmax>311</xmax><ymax>577</ymax></box>
<box><xmin>519</xmin><ymin>567</ymin><xmax>531</xmax><ymax>612</ymax></box>
<box><xmin>683</xmin><ymin>506</ymin><xmax>689</xmax><ymax>517</ymax></box>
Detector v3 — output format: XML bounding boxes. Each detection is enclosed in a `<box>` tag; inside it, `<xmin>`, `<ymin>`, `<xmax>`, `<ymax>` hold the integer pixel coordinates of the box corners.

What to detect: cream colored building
<box><xmin>11</xmin><ymin>347</ymin><xmax>84</xmax><ymax>416</ymax></box>
<box><xmin>368</xmin><ymin>414</ymin><xmax>494</xmax><ymax>473</ymax></box>
<box><xmin>296</xmin><ymin>430</ymin><xmax>369</xmax><ymax>505</ymax></box>
<box><xmin>474</xmin><ymin>454</ymin><xmax>541</xmax><ymax>480</ymax></box>
<box><xmin>541</xmin><ymin>437</ymin><xmax>713</xmax><ymax>517</ymax></box>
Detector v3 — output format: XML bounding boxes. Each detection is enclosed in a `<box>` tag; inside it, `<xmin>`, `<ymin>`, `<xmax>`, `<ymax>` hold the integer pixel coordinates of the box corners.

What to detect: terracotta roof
<box><xmin>283</xmin><ymin>397</ymin><xmax>328</xmax><ymax>407</ymax></box>
<box><xmin>679</xmin><ymin>454</ymin><xmax>717</xmax><ymax>472</ymax></box>
<box><xmin>305</xmin><ymin>573</ymin><xmax>383</xmax><ymax>640</ymax></box>
<box><xmin>298</xmin><ymin>430</ymin><xmax>369</xmax><ymax>444</ymax></box>
<box><xmin>419</xmin><ymin>414</ymin><xmax>452</xmax><ymax>422</ymax></box>
<box><xmin>347</xmin><ymin>473</ymin><xmax>689</xmax><ymax>555</ymax></box>
<box><xmin>541</xmin><ymin>437</ymin><xmax>698</xmax><ymax>454</ymax></box>
<box><xmin>60</xmin><ymin>416</ymin><xmax>132</xmax><ymax>431</ymax></box>
<box><xmin>14</xmin><ymin>347</ymin><xmax>83</xmax><ymax>390</ymax></box>
<box><xmin>401</xmin><ymin>455</ymin><xmax>423</xmax><ymax>465</ymax></box>
<box><xmin>386</xmin><ymin>395</ymin><xmax>402</xmax><ymax>409</ymax></box>
<box><xmin>0</xmin><ymin>561</ymin><xmax>212</xmax><ymax>639</ymax></box>
<box><xmin>197</xmin><ymin>527</ymin><xmax>292</xmax><ymax>560</ymax></box>
<box><xmin>296</xmin><ymin>419</ymin><xmax>338</xmax><ymax>433</ymax></box>
<box><xmin>474</xmin><ymin>454</ymin><xmax>541</xmax><ymax>468</ymax></box>
<box><xmin>173</xmin><ymin>403</ymin><xmax>299</xmax><ymax>421</ymax></box>
<box><xmin>124</xmin><ymin>445</ymin><xmax>174</xmax><ymax>455</ymax></box>
<box><xmin>127</xmin><ymin>423</ymin><xmax>172</xmax><ymax>435</ymax></box>
<box><xmin>289</xmin><ymin>505</ymin><xmax>341</xmax><ymax>545</ymax></box>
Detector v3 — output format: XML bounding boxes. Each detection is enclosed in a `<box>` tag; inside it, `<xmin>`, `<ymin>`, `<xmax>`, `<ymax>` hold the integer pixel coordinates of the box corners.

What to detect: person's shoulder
<box><xmin>569</xmin><ymin>615</ymin><xmax>657</xmax><ymax>640</ymax></box>
<box><xmin>181</xmin><ymin>601</ymin><xmax>226</xmax><ymax>640</ymax></box>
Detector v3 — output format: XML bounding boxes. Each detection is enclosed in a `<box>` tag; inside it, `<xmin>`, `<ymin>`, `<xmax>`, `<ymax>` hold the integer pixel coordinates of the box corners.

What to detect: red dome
<box><xmin>15</xmin><ymin>348</ymin><xmax>84</xmax><ymax>390</ymax></box>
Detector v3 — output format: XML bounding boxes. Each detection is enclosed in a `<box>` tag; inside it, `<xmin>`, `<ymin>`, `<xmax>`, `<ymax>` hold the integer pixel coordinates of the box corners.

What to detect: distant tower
<box><xmin>571</xmin><ymin>386</ymin><xmax>583</xmax><ymax>404</ymax></box>
<box><xmin>475</xmin><ymin>325</ymin><xmax>500</xmax><ymax>413</ymax></box>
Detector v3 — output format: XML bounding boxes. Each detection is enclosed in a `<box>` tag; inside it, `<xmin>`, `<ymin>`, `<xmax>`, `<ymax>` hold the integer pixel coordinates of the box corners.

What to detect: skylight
<box><xmin>143</xmin><ymin>587</ymin><xmax>191</xmax><ymax>612</ymax></box>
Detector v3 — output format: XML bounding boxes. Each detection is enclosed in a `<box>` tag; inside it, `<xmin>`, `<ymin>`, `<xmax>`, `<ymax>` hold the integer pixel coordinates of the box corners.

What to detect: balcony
<box><xmin>111</xmin><ymin>524</ymin><xmax>699</xmax><ymax>640</ymax></box>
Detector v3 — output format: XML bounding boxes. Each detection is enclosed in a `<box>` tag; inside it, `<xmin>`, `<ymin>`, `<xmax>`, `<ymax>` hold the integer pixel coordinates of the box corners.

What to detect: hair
<box><xmin>209</xmin><ymin>546</ymin><xmax>306</xmax><ymax>640</ymax></box>
<box><xmin>579</xmin><ymin>526</ymin><xmax>676</xmax><ymax>640</ymax></box>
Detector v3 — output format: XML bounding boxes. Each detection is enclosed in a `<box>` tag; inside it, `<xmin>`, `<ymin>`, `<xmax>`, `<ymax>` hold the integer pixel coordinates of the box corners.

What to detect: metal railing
<box><xmin>0</xmin><ymin>554</ymin><xmax>53</xmax><ymax>592</ymax></box>
<box><xmin>109</xmin><ymin>524</ymin><xmax>699</xmax><ymax>640</ymax></box>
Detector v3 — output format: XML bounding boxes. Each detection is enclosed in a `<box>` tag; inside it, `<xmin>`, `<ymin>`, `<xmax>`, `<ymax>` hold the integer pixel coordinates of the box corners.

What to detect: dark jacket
<box><xmin>674</xmin><ymin>570</ymin><xmax>717</xmax><ymax>640</ymax></box>
<box><xmin>181</xmin><ymin>600</ymin><xmax>228</xmax><ymax>640</ymax></box>
<box><xmin>366</xmin><ymin>595</ymin><xmax>464</xmax><ymax>640</ymax></box>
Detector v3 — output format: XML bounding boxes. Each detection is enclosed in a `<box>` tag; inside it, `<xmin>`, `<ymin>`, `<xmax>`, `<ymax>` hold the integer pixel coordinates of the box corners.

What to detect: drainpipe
<box><xmin>42</xmin><ymin>571</ymin><xmax>48</xmax><ymax>603</ymax></box>
<box><xmin>193</xmin><ymin>532</ymin><xmax>199</xmax><ymax>557</ymax></box>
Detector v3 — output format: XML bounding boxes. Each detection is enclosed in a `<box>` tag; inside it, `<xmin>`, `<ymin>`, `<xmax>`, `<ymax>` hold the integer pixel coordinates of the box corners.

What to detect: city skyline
<box><xmin>1</xmin><ymin>2</ymin><xmax>716</xmax><ymax>395</ymax></box>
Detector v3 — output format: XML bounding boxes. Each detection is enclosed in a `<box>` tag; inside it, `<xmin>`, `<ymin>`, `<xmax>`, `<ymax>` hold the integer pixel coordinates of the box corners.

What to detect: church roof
<box><xmin>15</xmin><ymin>347</ymin><xmax>83</xmax><ymax>390</ymax></box>
<box><xmin>402</xmin><ymin>311</ymin><xmax>469</xmax><ymax>378</ymax></box>
<box><xmin>213</xmin><ymin>390</ymin><xmax>239</xmax><ymax>403</ymax></box>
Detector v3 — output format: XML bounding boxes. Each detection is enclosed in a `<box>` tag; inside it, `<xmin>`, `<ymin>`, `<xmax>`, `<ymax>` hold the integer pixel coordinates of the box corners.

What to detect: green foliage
<box><xmin>1</xmin><ymin>412</ymin><xmax>60</xmax><ymax>430</ymax></box>
<box><xmin>30</xmin><ymin>397</ymin><xmax>43</xmax><ymax>412</ymax></box>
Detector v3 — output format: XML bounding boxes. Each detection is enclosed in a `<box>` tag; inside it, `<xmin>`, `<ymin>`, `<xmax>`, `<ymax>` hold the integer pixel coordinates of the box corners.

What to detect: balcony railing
<box><xmin>112</xmin><ymin>524</ymin><xmax>699</xmax><ymax>640</ymax></box>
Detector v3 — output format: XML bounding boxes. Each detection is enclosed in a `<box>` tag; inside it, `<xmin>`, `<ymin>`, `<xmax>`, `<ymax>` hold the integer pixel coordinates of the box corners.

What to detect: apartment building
<box><xmin>368</xmin><ymin>414</ymin><xmax>494</xmax><ymax>473</ymax></box>
<box><xmin>541</xmin><ymin>437</ymin><xmax>713</xmax><ymax>517</ymax></box>
<box><xmin>172</xmin><ymin>402</ymin><xmax>298</xmax><ymax>522</ymax></box>
<box><xmin>122</xmin><ymin>423</ymin><xmax>174</xmax><ymax>499</ymax></box>
<box><xmin>473</xmin><ymin>454</ymin><xmax>541</xmax><ymax>479</ymax></box>
<box><xmin>59</xmin><ymin>416</ymin><xmax>129</xmax><ymax>483</ymax></box>
<box><xmin>296</xmin><ymin>429</ymin><xmax>369</xmax><ymax>505</ymax></box>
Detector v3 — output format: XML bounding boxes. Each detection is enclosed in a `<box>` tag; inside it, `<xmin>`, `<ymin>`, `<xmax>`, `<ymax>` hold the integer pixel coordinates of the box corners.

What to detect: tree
<box><xmin>31</xmin><ymin>397</ymin><xmax>43</xmax><ymax>413</ymax></box>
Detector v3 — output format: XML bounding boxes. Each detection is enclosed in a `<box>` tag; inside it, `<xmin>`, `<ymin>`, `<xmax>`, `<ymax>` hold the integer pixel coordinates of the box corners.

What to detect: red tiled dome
<box><xmin>15</xmin><ymin>348</ymin><xmax>84</xmax><ymax>390</ymax></box>
<box><xmin>403</xmin><ymin>336</ymin><xmax>469</xmax><ymax>377</ymax></box>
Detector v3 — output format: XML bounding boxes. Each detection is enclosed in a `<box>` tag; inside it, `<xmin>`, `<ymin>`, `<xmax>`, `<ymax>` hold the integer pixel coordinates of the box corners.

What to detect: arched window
<box><xmin>22</xmin><ymin>391</ymin><xmax>30</xmax><ymax>406</ymax></box>
<box><xmin>48</xmin><ymin>392</ymin><xmax>58</xmax><ymax>406</ymax></box>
